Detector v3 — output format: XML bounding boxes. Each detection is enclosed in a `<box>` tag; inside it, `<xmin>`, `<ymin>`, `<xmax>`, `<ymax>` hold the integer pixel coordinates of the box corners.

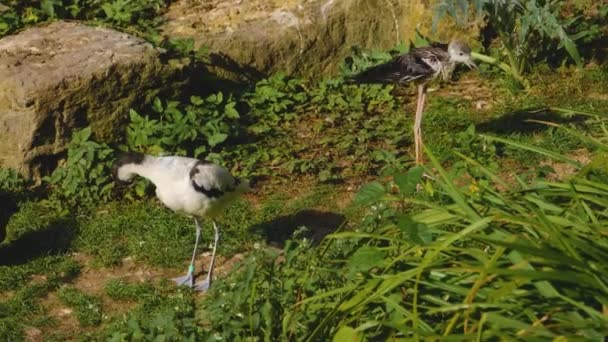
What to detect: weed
<box><xmin>434</xmin><ymin>0</ymin><xmax>604</xmax><ymax>83</ymax></box>
<box><xmin>127</xmin><ymin>93</ymin><xmax>240</xmax><ymax>159</ymax></box>
<box><xmin>103</xmin><ymin>280</ymin><xmax>199</xmax><ymax>341</ymax></box>
<box><xmin>0</xmin><ymin>0</ymin><xmax>168</xmax><ymax>38</ymax></box>
<box><xmin>1</xmin><ymin>201</ymin><xmax>68</xmax><ymax>247</ymax></box>
<box><xmin>224</xmin><ymin>72</ymin><xmax>405</xmax><ymax>181</ymax></box>
<box><xmin>0</xmin><ymin>168</ymin><xmax>27</xmax><ymax>194</ymax></box>
<box><xmin>43</xmin><ymin>127</ymin><xmax>115</xmax><ymax>210</ymax></box>
<box><xmin>243</xmin><ymin>73</ymin><xmax>307</xmax><ymax>134</ymax></box>
<box><xmin>75</xmin><ymin>197</ymin><xmax>263</xmax><ymax>268</ymax></box>
<box><xmin>0</xmin><ymin>255</ymin><xmax>80</xmax><ymax>338</ymax></box>
<box><xmin>104</xmin><ymin>279</ymin><xmax>155</xmax><ymax>301</ymax></box>
<box><xmin>57</xmin><ymin>286</ymin><xmax>103</xmax><ymax>326</ymax></box>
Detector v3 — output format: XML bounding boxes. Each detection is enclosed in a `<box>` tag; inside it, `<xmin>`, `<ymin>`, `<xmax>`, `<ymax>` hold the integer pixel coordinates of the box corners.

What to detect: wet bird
<box><xmin>114</xmin><ymin>152</ymin><xmax>251</xmax><ymax>291</ymax></box>
<box><xmin>352</xmin><ymin>40</ymin><xmax>477</xmax><ymax>164</ymax></box>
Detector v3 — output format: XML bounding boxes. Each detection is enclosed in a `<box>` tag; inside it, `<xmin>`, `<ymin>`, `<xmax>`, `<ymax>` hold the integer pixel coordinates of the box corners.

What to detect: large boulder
<box><xmin>0</xmin><ymin>21</ymin><xmax>169</xmax><ymax>178</ymax></box>
<box><xmin>162</xmin><ymin>0</ymin><xmax>478</xmax><ymax>80</ymax></box>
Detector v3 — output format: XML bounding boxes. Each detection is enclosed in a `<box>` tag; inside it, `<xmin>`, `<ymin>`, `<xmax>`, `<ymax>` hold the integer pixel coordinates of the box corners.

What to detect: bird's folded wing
<box><xmin>351</xmin><ymin>53</ymin><xmax>435</xmax><ymax>85</ymax></box>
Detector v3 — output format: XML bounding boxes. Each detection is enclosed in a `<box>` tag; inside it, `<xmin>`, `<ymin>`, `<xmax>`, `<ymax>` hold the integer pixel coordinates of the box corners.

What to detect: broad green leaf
<box><xmin>224</xmin><ymin>102</ymin><xmax>240</xmax><ymax>119</ymax></box>
<box><xmin>152</xmin><ymin>97</ymin><xmax>163</xmax><ymax>113</ymax></box>
<box><xmin>394</xmin><ymin>166</ymin><xmax>424</xmax><ymax>194</ymax></box>
<box><xmin>397</xmin><ymin>216</ymin><xmax>432</xmax><ymax>245</ymax></box>
<box><xmin>348</xmin><ymin>246</ymin><xmax>386</xmax><ymax>276</ymax></box>
<box><xmin>354</xmin><ymin>181</ymin><xmax>385</xmax><ymax>205</ymax></box>
<box><xmin>333</xmin><ymin>326</ymin><xmax>361</xmax><ymax>342</ymax></box>
<box><xmin>207</xmin><ymin>133</ymin><xmax>228</xmax><ymax>147</ymax></box>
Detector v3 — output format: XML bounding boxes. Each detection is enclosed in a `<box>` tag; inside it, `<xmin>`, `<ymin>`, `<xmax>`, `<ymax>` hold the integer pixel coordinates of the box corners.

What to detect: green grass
<box><xmin>102</xmin><ymin>280</ymin><xmax>199</xmax><ymax>341</ymax></box>
<box><xmin>57</xmin><ymin>286</ymin><xmax>103</xmax><ymax>327</ymax></box>
<box><xmin>0</xmin><ymin>62</ymin><xmax>607</xmax><ymax>340</ymax></box>
<box><xmin>0</xmin><ymin>255</ymin><xmax>80</xmax><ymax>339</ymax></box>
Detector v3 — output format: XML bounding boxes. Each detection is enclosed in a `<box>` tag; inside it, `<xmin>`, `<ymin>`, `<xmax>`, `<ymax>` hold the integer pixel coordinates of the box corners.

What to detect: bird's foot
<box><xmin>173</xmin><ymin>272</ymin><xmax>195</xmax><ymax>288</ymax></box>
<box><xmin>193</xmin><ymin>278</ymin><xmax>211</xmax><ymax>292</ymax></box>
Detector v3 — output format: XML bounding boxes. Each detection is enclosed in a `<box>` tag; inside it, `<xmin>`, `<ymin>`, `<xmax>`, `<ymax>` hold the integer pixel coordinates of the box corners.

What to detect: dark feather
<box><xmin>113</xmin><ymin>151</ymin><xmax>145</xmax><ymax>183</ymax></box>
<box><xmin>351</xmin><ymin>46</ymin><xmax>449</xmax><ymax>85</ymax></box>
<box><xmin>191</xmin><ymin>180</ymin><xmax>224</xmax><ymax>199</ymax></box>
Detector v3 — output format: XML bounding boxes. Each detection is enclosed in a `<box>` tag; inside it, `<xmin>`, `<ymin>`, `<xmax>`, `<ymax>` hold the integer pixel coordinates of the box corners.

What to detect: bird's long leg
<box><xmin>195</xmin><ymin>220</ymin><xmax>221</xmax><ymax>292</ymax></box>
<box><xmin>414</xmin><ymin>84</ymin><xmax>427</xmax><ymax>165</ymax></box>
<box><xmin>172</xmin><ymin>217</ymin><xmax>202</xmax><ymax>288</ymax></box>
<box><xmin>413</xmin><ymin>85</ymin><xmax>421</xmax><ymax>162</ymax></box>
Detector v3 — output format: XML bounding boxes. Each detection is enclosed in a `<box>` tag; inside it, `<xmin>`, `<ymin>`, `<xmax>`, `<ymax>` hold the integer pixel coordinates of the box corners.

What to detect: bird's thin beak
<box><xmin>466</xmin><ymin>59</ymin><xmax>478</xmax><ymax>70</ymax></box>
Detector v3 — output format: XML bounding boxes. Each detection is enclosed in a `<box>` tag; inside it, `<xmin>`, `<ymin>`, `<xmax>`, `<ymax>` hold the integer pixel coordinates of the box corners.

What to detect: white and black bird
<box><xmin>352</xmin><ymin>40</ymin><xmax>477</xmax><ymax>164</ymax></box>
<box><xmin>114</xmin><ymin>152</ymin><xmax>251</xmax><ymax>291</ymax></box>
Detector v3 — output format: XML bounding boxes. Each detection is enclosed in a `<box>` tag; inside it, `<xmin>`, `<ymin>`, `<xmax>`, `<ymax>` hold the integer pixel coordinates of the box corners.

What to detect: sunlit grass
<box><xmin>0</xmin><ymin>65</ymin><xmax>607</xmax><ymax>339</ymax></box>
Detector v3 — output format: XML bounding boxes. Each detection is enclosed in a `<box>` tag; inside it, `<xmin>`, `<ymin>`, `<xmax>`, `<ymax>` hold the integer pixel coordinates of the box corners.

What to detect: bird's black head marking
<box><xmin>191</xmin><ymin>180</ymin><xmax>225</xmax><ymax>199</ymax></box>
<box><xmin>113</xmin><ymin>151</ymin><xmax>145</xmax><ymax>183</ymax></box>
<box><xmin>189</xmin><ymin>159</ymin><xmax>213</xmax><ymax>179</ymax></box>
<box><xmin>115</xmin><ymin>151</ymin><xmax>145</xmax><ymax>167</ymax></box>
<box><xmin>189</xmin><ymin>159</ymin><xmax>227</xmax><ymax>198</ymax></box>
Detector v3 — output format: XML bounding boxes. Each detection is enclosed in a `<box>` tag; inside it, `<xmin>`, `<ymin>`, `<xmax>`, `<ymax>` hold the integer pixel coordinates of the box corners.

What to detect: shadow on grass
<box><xmin>0</xmin><ymin>216</ymin><xmax>77</xmax><ymax>266</ymax></box>
<box><xmin>476</xmin><ymin>108</ymin><xmax>586</xmax><ymax>135</ymax></box>
<box><xmin>0</xmin><ymin>194</ymin><xmax>19</xmax><ymax>245</ymax></box>
<box><xmin>251</xmin><ymin>210</ymin><xmax>346</xmax><ymax>248</ymax></box>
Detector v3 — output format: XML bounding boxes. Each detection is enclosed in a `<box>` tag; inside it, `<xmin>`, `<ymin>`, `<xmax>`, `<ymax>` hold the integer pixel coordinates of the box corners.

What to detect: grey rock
<box><xmin>0</xmin><ymin>21</ymin><xmax>168</xmax><ymax>178</ymax></box>
<box><xmin>162</xmin><ymin>0</ymin><xmax>479</xmax><ymax>81</ymax></box>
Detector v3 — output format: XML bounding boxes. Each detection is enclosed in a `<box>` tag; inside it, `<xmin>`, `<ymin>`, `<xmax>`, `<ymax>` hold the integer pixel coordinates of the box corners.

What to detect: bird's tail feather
<box><xmin>348</xmin><ymin>61</ymin><xmax>400</xmax><ymax>85</ymax></box>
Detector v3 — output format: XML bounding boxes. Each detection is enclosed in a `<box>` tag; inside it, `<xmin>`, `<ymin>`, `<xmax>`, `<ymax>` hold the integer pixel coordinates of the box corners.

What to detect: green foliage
<box><xmin>1</xmin><ymin>200</ymin><xmax>69</xmax><ymax>246</ymax></box>
<box><xmin>0</xmin><ymin>256</ymin><xmax>80</xmax><ymax>338</ymax></box>
<box><xmin>0</xmin><ymin>169</ymin><xmax>29</xmax><ymax>242</ymax></box>
<box><xmin>0</xmin><ymin>168</ymin><xmax>27</xmax><ymax>194</ymax></box>
<box><xmin>434</xmin><ymin>0</ymin><xmax>605</xmax><ymax>82</ymax></box>
<box><xmin>57</xmin><ymin>286</ymin><xmax>103</xmax><ymax>326</ymax></box>
<box><xmin>127</xmin><ymin>93</ymin><xmax>240</xmax><ymax>159</ymax></box>
<box><xmin>243</xmin><ymin>73</ymin><xmax>308</xmax><ymax>134</ymax></box>
<box><xmin>74</xmin><ymin>201</ymin><xmax>193</xmax><ymax>267</ymax></box>
<box><xmin>0</xmin><ymin>317</ymin><xmax>22</xmax><ymax>342</ymax></box>
<box><xmin>451</xmin><ymin>124</ymin><xmax>499</xmax><ymax>179</ymax></box>
<box><xmin>195</xmin><ymin>117</ymin><xmax>608</xmax><ymax>339</ymax></box>
<box><xmin>0</xmin><ymin>0</ymin><xmax>167</xmax><ymax>38</ymax></box>
<box><xmin>100</xmin><ymin>0</ymin><xmax>165</xmax><ymax>26</ymax></box>
<box><xmin>200</xmin><ymin>240</ymin><xmax>332</xmax><ymax>340</ymax></box>
<box><xmin>226</xmin><ymin>71</ymin><xmax>403</xmax><ymax>181</ymax></box>
<box><xmin>104</xmin><ymin>280</ymin><xmax>199</xmax><ymax>341</ymax></box>
<box><xmin>75</xmin><ymin>198</ymin><xmax>259</xmax><ymax>268</ymax></box>
<box><xmin>104</xmin><ymin>279</ymin><xmax>155</xmax><ymax>301</ymax></box>
<box><xmin>0</xmin><ymin>255</ymin><xmax>80</xmax><ymax>291</ymax></box>
<box><xmin>43</xmin><ymin>127</ymin><xmax>115</xmax><ymax>210</ymax></box>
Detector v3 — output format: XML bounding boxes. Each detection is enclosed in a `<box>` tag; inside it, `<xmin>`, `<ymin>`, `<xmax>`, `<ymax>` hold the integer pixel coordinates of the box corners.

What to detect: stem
<box><xmin>471</xmin><ymin>51</ymin><xmax>526</xmax><ymax>87</ymax></box>
<box><xmin>470</xmin><ymin>52</ymin><xmax>512</xmax><ymax>75</ymax></box>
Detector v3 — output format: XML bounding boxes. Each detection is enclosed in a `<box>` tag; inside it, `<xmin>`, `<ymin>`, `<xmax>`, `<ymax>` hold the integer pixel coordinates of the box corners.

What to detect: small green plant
<box><xmin>1</xmin><ymin>200</ymin><xmax>69</xmax><ymax>246</ymax></box>
<box><xmin>225</xmin><ymin>68</ymin><xmax>406</xmax><ymax>181</ymax></box>
<box><xmin>104</xmin><ymin>280</ymin><xmax>199</xmax><ymax>341</ymax></box>
<box><xmin>104</xmin><ymin>279</ymin><xmax>155</xmax><ymax>301</ymax></box>
<box><xmin>0</xmin><ymin>169</ymin><xmax>29</xmax><ymax>236</ymax></box>
<box><xmin>243</xmin><ymin>73</ymin><xmax>308</xmax><ymax>134</ymax></box>
<box><xmin>43</xmin><ymin>127</ymin><xmax>115</xmax><ymax>210</ymax></box>
<box><xmin>127</xmin><ymin>93</ymin><xmax>240</xmax><ymax>159</ymax></box>
<box><xmin>0</xmin><ymin>168</ymin><xmax>27</xmax><ymax>194</ymax></box>
<box><xmin>0</xmin><ymin>256</ymin><xmax>80</xmax><ymax>339</ymax></box>
<box><xmin>200</xmin><ymin>240</ymin><xmax>331</xmax><ymax>340</ymax></box>
<box><xmin>100</xmin><ymin>0</ymin><xmax>165</xmax><ymax>26</ymax></box>
<box><xmin>451</xmin><ymin>123</ymin><xmax>499</xmax><ymax>179</ymax></box>
<box><xmin>0</xmin><ymin>0</ymin><xmax>168</xmax><ymax>38</ymax></box>
<box><xmin>57</xmin><ymin>286</ymin><xmax>103</xmax><ymax>327</ymax></box>
<box><xmin>434</xmin><ymin>0</ymin><xmax>602</xmax><ymax>83</ymax></box>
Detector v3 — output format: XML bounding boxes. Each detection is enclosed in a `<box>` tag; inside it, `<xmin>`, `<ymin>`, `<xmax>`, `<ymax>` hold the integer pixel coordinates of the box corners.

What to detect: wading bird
<box><xmin>114</xmin><ymin>152</ymin><xmax>251</xmax><ymax>291</ymax></box>
<box><xmin>353</xmin><ymin>40</ymin><xmax>477</xmax><ymax>164</ymax></box>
